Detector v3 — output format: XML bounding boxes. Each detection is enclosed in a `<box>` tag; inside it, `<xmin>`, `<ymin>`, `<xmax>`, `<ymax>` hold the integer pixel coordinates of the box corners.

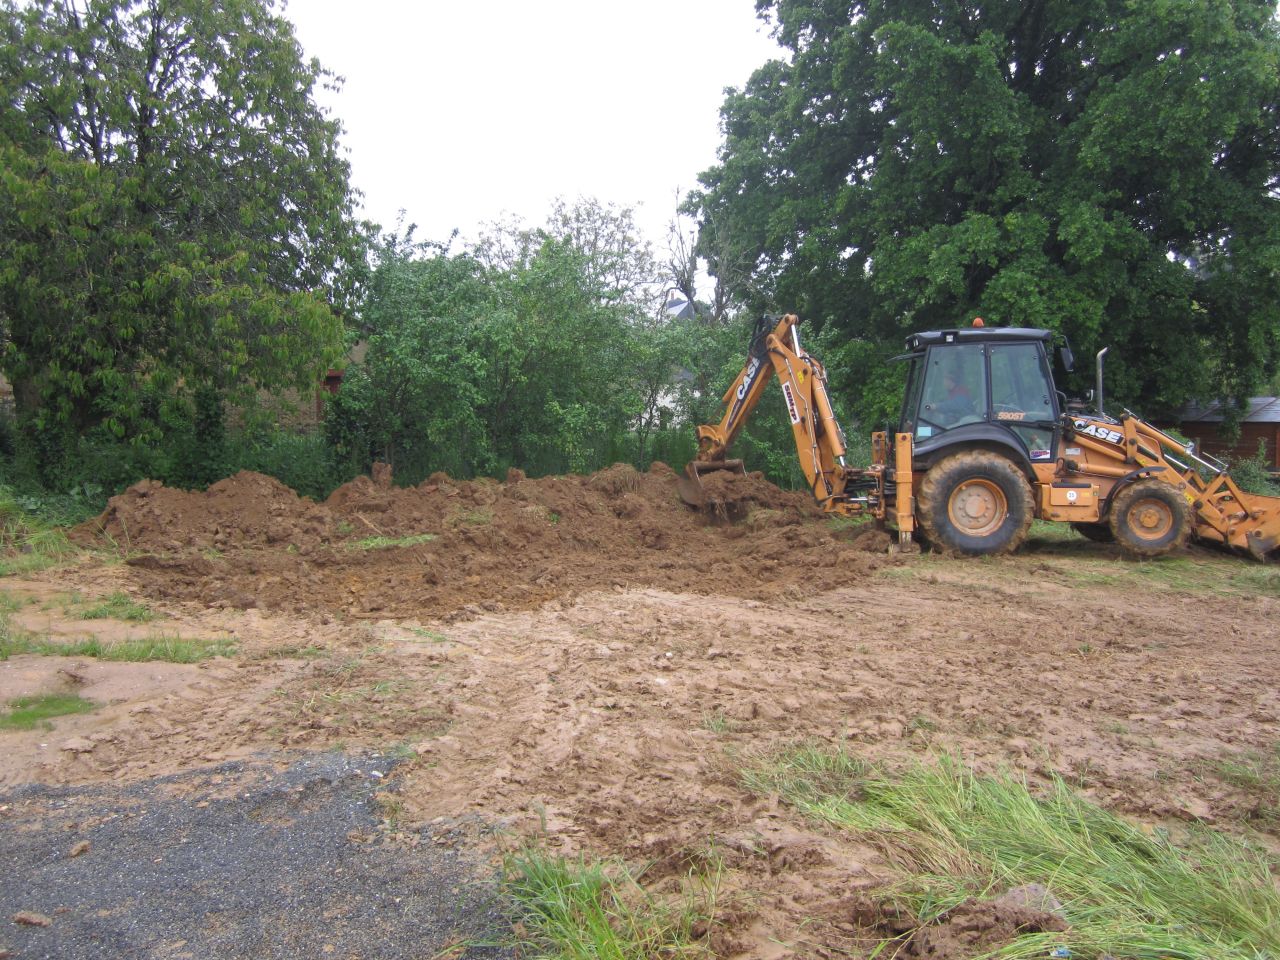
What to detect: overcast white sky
<box><xmin>283</xmin><ymin>0</ymin><xmax>780</xmax><ymax>256</ymax></box>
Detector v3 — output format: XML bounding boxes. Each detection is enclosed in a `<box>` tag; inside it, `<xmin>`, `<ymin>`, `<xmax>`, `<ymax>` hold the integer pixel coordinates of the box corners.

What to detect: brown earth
<box><xmin>71</xmin><ymin>464</ymin><xmax>881</xmax><ymax>618</ymax></box>
<box><xmin>5</xmin><ymin>465</ymin><xmax>1279</xmax><ymax>958</ymax></box>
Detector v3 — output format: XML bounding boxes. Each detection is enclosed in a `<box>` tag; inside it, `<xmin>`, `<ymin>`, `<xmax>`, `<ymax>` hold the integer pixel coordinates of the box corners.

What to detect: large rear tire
<box><xmin>1108</xmin><ymin>479</ymin><xmax>1191</xmax><ymax>557</ymax></box>
<box><xmin>917</xmin><ymin>451</ymin><xmax>1033</xmax><ymax>555</ymax></box>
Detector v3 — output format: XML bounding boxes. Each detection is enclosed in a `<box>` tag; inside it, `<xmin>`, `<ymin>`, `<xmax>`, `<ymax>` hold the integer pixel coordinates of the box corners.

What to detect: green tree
<box><xmin>0</xmin><ymin>0</ymin><xmax>366</xmax><ymax>451</ymax></box>
<box><xmin>693</xmin><ymin>0</ymin><xmax>1280</xmax><ymax>426</ymax></box>
<box><xmin>329</xmin><ymin>203</ymin><xmax>675</xmax><ymax>481</ymax></box>
<box><xmin>325</xmin><ymin>233</ymin><xmax>493</xmax><ymax>480</ymax></box>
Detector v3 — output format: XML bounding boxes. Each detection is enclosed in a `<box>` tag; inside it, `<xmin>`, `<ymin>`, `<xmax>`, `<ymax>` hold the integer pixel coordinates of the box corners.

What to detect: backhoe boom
<box><xmin>682</xmin><ymin>315</ymin><xmax>880</xmax><ymax>517</ymax></box>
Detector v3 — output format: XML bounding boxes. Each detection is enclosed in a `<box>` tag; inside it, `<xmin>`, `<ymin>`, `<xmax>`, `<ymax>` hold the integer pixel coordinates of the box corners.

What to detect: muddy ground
<box><xmin>3</xmin><ymin>465</ymin><xmax>1279</xmax><ymax>958</ymax></box>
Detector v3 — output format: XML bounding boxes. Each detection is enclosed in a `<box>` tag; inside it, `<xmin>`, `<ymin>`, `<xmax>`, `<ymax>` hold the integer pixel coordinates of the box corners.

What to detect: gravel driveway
<box><xmin>0</xmin><ymin>753</ymin><xmax>512</xmax><ymax>959</ymax></box>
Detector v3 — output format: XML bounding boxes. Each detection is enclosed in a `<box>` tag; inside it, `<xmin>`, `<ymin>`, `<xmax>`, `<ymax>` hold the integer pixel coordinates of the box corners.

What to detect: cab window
<box><xmin>989</xmin><ymin>343</ymin><xmax>1054</xmax><ymax>422</ymax></box>
<box><xmin>915</xmin><ymin>343</ymin><xmax>987</xmax><ymax>440</ymax></box>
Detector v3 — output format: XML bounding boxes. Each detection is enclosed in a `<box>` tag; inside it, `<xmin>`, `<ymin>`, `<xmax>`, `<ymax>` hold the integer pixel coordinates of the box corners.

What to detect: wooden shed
<box><xmin>1163</xmin><ymin>397</ymin><xmax>1280</xmax><ymax>471</ymax></box>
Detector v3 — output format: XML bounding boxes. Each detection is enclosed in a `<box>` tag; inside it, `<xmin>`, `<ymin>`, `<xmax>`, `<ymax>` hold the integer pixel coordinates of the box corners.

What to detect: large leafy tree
<box><xmin>693</xmin><ymin>0</ymin><xmax>1280</xmax><ymax>424</ymax></box>
<box><xmin>0</xmin><ymin>0</ymin><xmax>366</xmax><ymax>441</ymax></box>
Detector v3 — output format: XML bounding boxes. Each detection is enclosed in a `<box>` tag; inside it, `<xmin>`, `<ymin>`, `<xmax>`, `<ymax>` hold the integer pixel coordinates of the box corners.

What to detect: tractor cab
<box><xmin>896</xmin><ymin>326</ymin><xmax>1063</xmax><ymax>470</ymax></box>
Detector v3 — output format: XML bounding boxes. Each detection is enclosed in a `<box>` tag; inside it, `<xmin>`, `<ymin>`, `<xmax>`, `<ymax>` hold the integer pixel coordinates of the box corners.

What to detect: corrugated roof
<box><xmin>1178</xmin><ymin>397</ymin><xmax>1280</xmax><ymax>423</ymax></box>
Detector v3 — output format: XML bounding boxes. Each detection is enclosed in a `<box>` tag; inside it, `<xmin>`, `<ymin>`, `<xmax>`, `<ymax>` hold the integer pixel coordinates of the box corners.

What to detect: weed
<box><xmin>407</xmin><ymin>627</ymin><xmax>449</xmax><ymax>643</ymax></box>
<box><xmin>335</xmin><ymin>521</ymin><xmax>355</xmax><ymax>536</ymax></box>
<box><xmin>503</xmin><ymin>846</ymin><xmax>716</xmax><ymax>960</ymax></box>
<box><xmin>348</xmin><ymin>533</ymin><xmax>436</xmax><ymax>551</ymax></box>
<box><xmin>548</xmin><ymin>511</ymin><xmax>560</xmax><ymax>524</ymax></box>
<box><xmin>245</xmin><ymin>644</ymin><xmax>328</xmax><ymax>661</ymax></box>
<box><xmin>906</xmin><ymin>715</ymin><xmax>938</xmax><ymax>735</ymax></box>
<box><xmin>0</xmin><ymin>692</ymin><xmax>97</xmax><ymax>731</ymax></box>
<box><xmin>74</xmin><ymin>591</ymin><xmax>157</xmax><ymax>622</ymax></box>
<box><xmin>703</xmin><ymin>710</ymin><xmax>734</xmax><ymax>734</ymax></box>
<box><xmin>375</xmin><ymin>791</ymin><xmax>406</xmax><ymax>829</ymax></box>
<box><xmin>744</xmin><ymin>747</ymin><xmax>1280</xmax><ymax>960</ymax></box>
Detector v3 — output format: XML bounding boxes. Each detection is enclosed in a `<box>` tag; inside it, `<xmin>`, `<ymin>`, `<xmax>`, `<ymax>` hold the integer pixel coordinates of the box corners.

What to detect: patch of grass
<box><xmin>0</xmin><ymin>692</ymin><xmax>97</xmax><ymax>731</ymax></box>
<box><xmin>1026</xmin><ymin>519</ymin><xmax>1081</xmax><ymax>545</ymax></box>
<box><xmin>1222</xmin><ymin>564</ymin><xmax>1280</xmax><ymax>598</ymax></box>
<box><xmin>3</xmin><ymin>631</ymin><xmax>234</xmax><ymax>663</ymax></box>
<box><xmin>446</xmin><ymin>508</ymin><xmax>491</xmax><ymax>528</ymax></box>
<box><xmin>1197</xmin><ymin>744</ymin><xmax>1280</xmax><ymax>823</ymax></box>
<box><xmin>1204</xmin><ymin>744</ymin><xmax>1280</xmax><ymax>793</ymax></box>
<box><xmin>348</xmin><ymin>533</ymin><xmax>436</xmax><ymax>551</ymax></box>
<box><xmin>1041</xmin><ymin>550</ymin><xmax>1280</xmax><ymax>598</ymax></box>
<box><xmin>0</xmin><ymin>591</ymin><xmax>29</xmax><ymax>615</ymax></box>
<box><xmin>503</xmin><ymin>847</ymin><xmax>716</xmax><ymax>960</ymax></box>
<box><xmin>744</xmin><ymin>747</ymin><xmax>1280</xmax><ymax>960</ymax></box>
<box><xmin>827</xmin><ymin>514</ymin><xmax>874</xmax><ymax>534</ymax></box>
<box><xmin>74</xmin><ymin>591</ymin><xmax>157</xmax><ymax>622</ymax></box>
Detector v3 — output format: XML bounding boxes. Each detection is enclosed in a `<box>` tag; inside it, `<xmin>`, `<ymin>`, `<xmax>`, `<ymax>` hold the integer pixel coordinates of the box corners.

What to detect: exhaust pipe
<box><xmin>1096</xmin><ymin>347</ymin><xmax>1109</xmax><ymax>417</ymax></box>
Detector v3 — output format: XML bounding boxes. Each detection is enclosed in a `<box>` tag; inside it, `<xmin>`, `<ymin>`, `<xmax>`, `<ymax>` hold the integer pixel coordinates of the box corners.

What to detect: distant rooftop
<box><xmin>1178</xmin><ymin>397</ymin><xmax>1280</xmax><ymax>424</ymax></box>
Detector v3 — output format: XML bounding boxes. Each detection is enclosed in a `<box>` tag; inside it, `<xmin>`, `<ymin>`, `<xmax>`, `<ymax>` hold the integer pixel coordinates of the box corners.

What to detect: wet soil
<box><xmin>3</xmin><ymin>465</ymin><xmax>1277</xmax><ymax>958</ymax></box>
<box><xmin>71</xmin><ymin>464</ymin><xmax>872</xmax><ymax>618</ymax></box>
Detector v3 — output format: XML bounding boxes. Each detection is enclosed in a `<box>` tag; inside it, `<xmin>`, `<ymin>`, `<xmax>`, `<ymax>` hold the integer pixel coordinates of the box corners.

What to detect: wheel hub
<box><xmin>948</xmin><ymin>479</ymin><xmax>1007</xmax><ymax>538</ymax></box>
<box><xmin>1130</xmin><ymin>500</ymin><xmax>1173</xmax><ymax>539</ymax></box>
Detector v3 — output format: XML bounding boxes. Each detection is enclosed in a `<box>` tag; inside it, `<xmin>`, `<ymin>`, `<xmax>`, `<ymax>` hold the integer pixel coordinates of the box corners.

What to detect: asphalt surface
<box><xmin>0</xmin><ymin>753</ymin><xmax>514</xmax><ymax>959</ymax></box>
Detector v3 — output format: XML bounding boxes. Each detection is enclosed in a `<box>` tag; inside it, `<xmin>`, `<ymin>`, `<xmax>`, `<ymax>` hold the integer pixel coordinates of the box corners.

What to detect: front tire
<box><xmin>1109</xmin><ymin>479</ymin><xmax>1191</xmax><ymax>557</ymax></box>
<box><xmin>917</xmin><ymin>451</ymin><xmax>1033</xmax><ymax>555</ymax></box>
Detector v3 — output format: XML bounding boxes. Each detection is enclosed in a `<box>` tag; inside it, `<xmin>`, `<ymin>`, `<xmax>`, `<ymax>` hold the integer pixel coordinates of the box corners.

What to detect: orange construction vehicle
<box><xmin>680</xmin><ymin>313</ymin><xmax>1280</xmax><ymax>559</ymax></box>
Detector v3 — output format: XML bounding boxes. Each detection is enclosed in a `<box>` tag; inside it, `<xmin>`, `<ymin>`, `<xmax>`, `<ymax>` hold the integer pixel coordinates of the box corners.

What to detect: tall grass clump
<box><xmin>503</xmin><ymin>847</ymin><xmax>715</xmax><ymax>960</ymax></box>
<box><xmin>745</xmin><ymin>747</ymin><xmax>1280</xmax><ymax>960</ymax></box>
<box><xmin>0</xmin><ymin>486</ymin><xmax>78</xmax><ymax>576</ymax></box>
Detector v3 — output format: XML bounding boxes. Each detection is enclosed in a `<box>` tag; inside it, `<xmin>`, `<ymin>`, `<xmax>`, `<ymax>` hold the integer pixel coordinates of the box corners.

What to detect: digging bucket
<box><xmin>677</xmin><ymin>459</ymin><xmax>746</xmax><ymax>508</ymax></box>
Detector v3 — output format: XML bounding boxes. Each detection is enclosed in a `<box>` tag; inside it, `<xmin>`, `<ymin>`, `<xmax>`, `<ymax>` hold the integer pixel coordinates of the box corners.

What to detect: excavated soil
<box><xmin>72</xmin><ymin>464</ymin><xmax>883</xmax><ymax>618</ymax></box>
<box><xmin>3</xmin><ymin>464</ymin><xmax>1277</xmax><ymax>958</ymax></box>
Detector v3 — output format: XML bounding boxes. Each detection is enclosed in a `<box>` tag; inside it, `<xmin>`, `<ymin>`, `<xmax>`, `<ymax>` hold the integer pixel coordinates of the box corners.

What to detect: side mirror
<box><xmin>1058</xmin><ymin>344</ymin><xmax>1075</xmax><ymax>373</ymax></box>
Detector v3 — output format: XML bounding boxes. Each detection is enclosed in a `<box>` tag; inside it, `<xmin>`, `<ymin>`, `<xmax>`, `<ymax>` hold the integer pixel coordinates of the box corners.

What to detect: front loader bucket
<box><xmin>677</xmin><ymin>459</ymin><xmax>746</xmax><ymax>508</ymax></box>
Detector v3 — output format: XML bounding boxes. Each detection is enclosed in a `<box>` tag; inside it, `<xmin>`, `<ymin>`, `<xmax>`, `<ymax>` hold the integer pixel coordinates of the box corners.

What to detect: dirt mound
<box><xmin>906</xmin><ymin>893</ymin><xmax>1069</xmax><ymax>958</ymax></box>
<box><xmin>74</xmin><ymin>464</ymin><xmax>893</xmax><ymax>616</ymax></box>
<box><xmin>697</xmin><ymin>468</ymin><xmax>806</xmax><ymax>522</ymax></box>
<box><xmin>73</xmin><ymin>472</ymin><xmax>332</xmax><ymax>553</ymax></box>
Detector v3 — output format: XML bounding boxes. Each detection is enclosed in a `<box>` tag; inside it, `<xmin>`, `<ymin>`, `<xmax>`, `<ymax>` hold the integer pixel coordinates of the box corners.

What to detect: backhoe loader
<box><xmin>679</xmin><ymin>313</ymin><xmax>1280</xmax><ymax>559</ymax></box>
